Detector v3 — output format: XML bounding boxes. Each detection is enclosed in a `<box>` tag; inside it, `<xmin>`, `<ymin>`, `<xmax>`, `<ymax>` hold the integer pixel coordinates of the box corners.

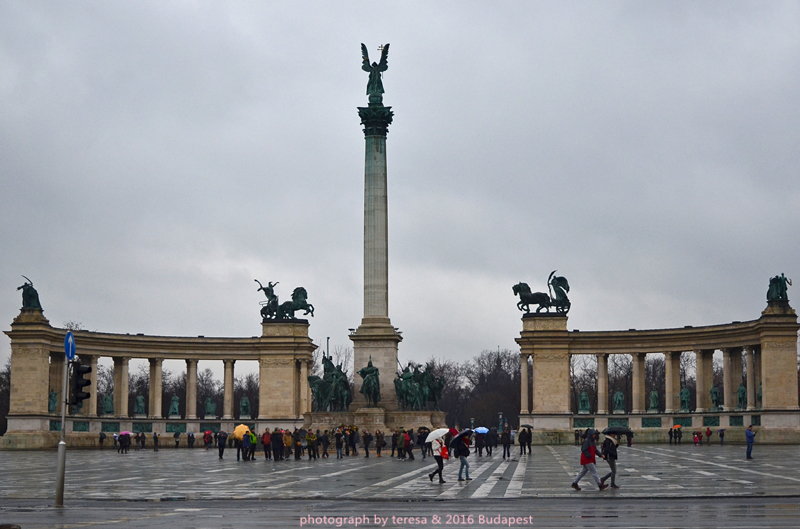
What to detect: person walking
<box><xmin>217</xmin><ymin>430</ymin><xmax>228</xmax><ymax>459</ymax></box>
<box><xmin>475</xmin><ymin>431</ymin><xmax>485</xmax><ymax>456</ymax></box>
<box><xmin>283</xmin><ymin>430</ymin><xmax>293</xmax><ymax>460</ymax></box>
<box><xmin>518</xmin><ymin>428</ymin><xmax>528</xmax><ymax>456</ymax></box>
<box><xmin>99</xmin><ymin>431</ymin><xmax>106</xmax><ymax>448</ymax></box>
<box><xmin>361</xmin><ymin>430</ymin><xmax>371</xmax><ymax>458</ymax></box>
<box><xmin>391</xmin><ymin>429</ymin><xmax>399</xmax><ymax>457</ymax></box>
<box><xmin>397</xmin><ymin>428</ymin><xmax>406</xmax><ymax>460</ymax></box>
<box><xmin>293</xmin><ymin>429</ymin><xmax>302</xmax><ymax>460</ymax></box>
<box><xmin>525</xmin><ymin>428</ymin><xmax>532</xmax><ymax>455</ymax></box>
<box><xmin>153</xmin><ymin>432</ymin><xmax>159</xmax><ymax>451</ymax></box>
<box><xmin>240</xmin><ymin>431</ymin><xmax>252</xmax><ymax>461</ymax></box>
<box><xmin>261</xmin><ymin>428</ymin><xmax>272</xmax><ymax>461</ymax></box>
<box><xmin>320</xmin><ymin>430</ymin><xmax>330</xmax><ymax>459</ymax></box>
<box><xmin>676</xmin><ymin>427</ymin><xmax>682</xmax><ymax>444</ymax></box>
<box><xmin>746</xmin><ymin>425</ymin><xmax>757</xmax><ymax>460</ymax></box>
<box><xmin>600</xmin><ymin>432</ymin><xmax>620</xmax><ymax>489</ymax></box>
<box><xmin>718</xmin><ymin>429</ymin><xmax>725</xmax><ymax>446</ymax></box>
<box><xmin>335</xmin><ymin>428</ymin><xmax>344</xmax><ymax>459</ymax></box>
<box><xmin>404</xmin><ymin>429</ymin><xmax>415</xmax><ymax>461</ymax></box>
<box><xmin>272</xmin><ymin>428</ymin><xmax>284</xmax><ymax>461</ymax></box>
<box><xmin>571</xmin><ymin>430</ymin><xmax>608</xmax><ymax>491</ymax></box>
<box><xmin>501</xmin><ymin>429</ymin><xmax>511</xmax><ymax>459</ymax></box>
<box><xmin>114</xmin><ymin>433</ymin><xmax>119</xmax><ymax>452</ymax></box>
<box><xmin>455</xmin><ymin>433</ymin><xmax>472</xmax><ymax>482</ymax></box>
<box><xmin>417</xmin><ymin>428</ymin><xmax>428</xmax><ymax>460</ymax></box>
<box><xmin>349</xmin><ymin>429</ymin><xmax>359</xmax><ymax>456</ymax></box>
<box><xmin>375</xmin><ymin>430</ymin><xmax>384</xmax><ymax>458</ymax></box>
<box><xmin>668</xmin><ymin>428</ymin><xmax>673</xmax><ymax>445</ymax></box>
<box><xmin>705</xmin><ymin>427</ymin><xmax>712</xmax><ymax>446</ymax></box>
<box><xmin>249</xmin><ymin>430</ymin><xmax>258</xmax><ymax>461</ymax></box>
<box><xmin>307</xmin><ymin>430</ymin><xmax>319</xmax><ymax>460</ymax></box>
<box><xmin>427</xmin><ymin>437</ymin><xmax>447</xmax><ymax>484</ymax></box>
<box><xmin>173</xmin><ymin>431</ymin><xmax>180</xmax><ymax>449</ymax></box>
<box><xmin>187</xmin><ymin>432</ymin><xmax>195</xmax><ymax>449</ymax></box>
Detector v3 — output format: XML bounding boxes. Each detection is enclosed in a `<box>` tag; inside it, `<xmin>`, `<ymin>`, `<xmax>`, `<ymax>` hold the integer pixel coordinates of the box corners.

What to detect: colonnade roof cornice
<box><xmin>5</xmin><ymin>325</ymin><xmax>316</xmax><ymax>360</ymax></box>
<box><xmin>518</xmin><ymin>317</ymin><xmax>779</xmax><ymax>354</ymax></box>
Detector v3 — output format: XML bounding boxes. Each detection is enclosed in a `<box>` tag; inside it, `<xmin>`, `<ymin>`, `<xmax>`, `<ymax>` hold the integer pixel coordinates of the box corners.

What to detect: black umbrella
<box><xmin>520</xmin><ymin>424</ymin><xmax>533</xmax><ymax>429</ymax></box>
<box><xmin>449</xmin><ymin>429</ymin><xmax>472</xmax><ymax>448</ymax></box>
<box><xmin>602</xmin><ymin>426</ymin><xmax>633</xmax><ymax>436</ymax></box>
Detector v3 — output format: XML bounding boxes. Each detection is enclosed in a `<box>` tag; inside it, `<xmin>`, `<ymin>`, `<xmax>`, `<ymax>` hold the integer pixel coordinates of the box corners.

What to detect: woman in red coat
<box><xmin>571</xmin><ymin>430</ymin><xmax>608</xmax><ymax>491</ymax></box>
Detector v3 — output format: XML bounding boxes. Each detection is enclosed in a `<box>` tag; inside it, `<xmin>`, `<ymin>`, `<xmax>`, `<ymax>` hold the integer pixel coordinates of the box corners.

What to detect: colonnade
<box><xmin>522</xmin><ymin>347</ymin><xmax>763</xmax><ymax>415</ymax></box>
<box><xmin>64</xmin><ymin>355</ymin><xmax>313</xmax><ymax>420</ymax></box>
<box><xmin>516</xmin><ymin>303</ymin><xmax>799</xmax><ymax>431</ymax></box>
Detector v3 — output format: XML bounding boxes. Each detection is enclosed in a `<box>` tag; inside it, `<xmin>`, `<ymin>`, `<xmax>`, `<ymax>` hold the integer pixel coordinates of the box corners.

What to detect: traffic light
<box><xmin>69</xmin><ymin>361</ymin><xmax>92</xmax><ymax>405</ymax></box>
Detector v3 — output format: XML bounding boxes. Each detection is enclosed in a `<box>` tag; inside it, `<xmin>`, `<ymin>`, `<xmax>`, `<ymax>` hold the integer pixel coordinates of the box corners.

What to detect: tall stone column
<box><xmin>185</xmin><ymin>359</ymin><xmax>198</xmax><ymax>420</ymax></box>
<box><xmin>753</xmin><ymin>345</ymin><xmax>762</xmax><ymax>405</ymax></box>
<box><xmin>745</xmin><ymin>346</ymin><xmax>756</xmax><ymax>410</ymax></box>
<box><xmin>520</xmin><ymin>354</ymin><xmax>529</xmax><ymax>415</ymax></box>
<box><xmin>113</xmin><ymin>357</ymin><xmax>130</xmax><ymax>417</ymax></box>
<box><xmin>86</xmin><ymin>355</ymin><xmax>98</xmax><ymax>417</ymax></box>
<box><xmin>258</xmin><ymin>357</ymin><xmax>270</xmax><ymax>420</ymax></box>
<box><xmin>664</xmin><ymin>351</ymin><xmax>680</xmax><ymax>413</ymax></box>
<box><xmin>148</xmin><ymin>358</ymin><xmax>162</xmax><ymax>419</ymax></box>
<box><xmin>119</xmin><ymin>357</ymin><xmax>129</xmax><ymax>418</ymax></box>
<box><xmin>631</xmin><ymin>353</ymin><xmax>645</xmax><ymax>414</ymax></box>
<box><xmin>223</xmin><ymin>359</ymin><xmax>235</xmax><ymax>420</ymax></box>
<box><xmin>299</xmin><ymin>360</ymin><xmax>309</xmax><ymax>415</ymax></box>
<box><xmin>722</xmin><ymin>348</ymin><xmax>734</xmax><ymax>411</ymax></box>
<box><xmin>351</xmin><ymin>100</ymin><xmax>402</xmax><ymax>410</ymax></box>
<box><xmin>695</xmin><ymin>350</ymin><xmax>714</xmax><ymax>413</ymax></box>
<box><xmin>596</xmin><ymin>353</ymin><xmax>608</xmax><ymax>414</ymax></box>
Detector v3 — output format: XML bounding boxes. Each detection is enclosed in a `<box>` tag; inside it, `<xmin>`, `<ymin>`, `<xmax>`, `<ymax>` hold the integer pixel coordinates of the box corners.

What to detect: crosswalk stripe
<box><xmin>436</xmin><ymin>461</ymin><xmax>495</xmax><ymax>498</ymax></box>
<box><xmin>504</xmin><ymin>455</ymin><xmax>527</xmax><ymax>497</ymax></box>
<box><xmin>470</xmin><ymin>461</ymin><xmax>510</xmax><ymax>498</ymax></box>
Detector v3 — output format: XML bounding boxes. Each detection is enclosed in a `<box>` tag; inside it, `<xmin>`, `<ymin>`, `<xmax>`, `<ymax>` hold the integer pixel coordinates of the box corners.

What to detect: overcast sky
<box><xmin>1</xmin><ymin>2</ymin><xmax>798</xmax><ymax>378</ymax></box>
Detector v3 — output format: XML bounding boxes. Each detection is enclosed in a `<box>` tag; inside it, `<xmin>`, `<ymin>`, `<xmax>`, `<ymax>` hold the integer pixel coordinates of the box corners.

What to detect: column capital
<box><xmin>149</xmin><ymin>357</ymin><xmax>162</xmax><ymax>366</ymax></box>
<box><xmin>358</xmin><ymin>105</ymin><xmax>393</xmax><ymax>137</ymax></box>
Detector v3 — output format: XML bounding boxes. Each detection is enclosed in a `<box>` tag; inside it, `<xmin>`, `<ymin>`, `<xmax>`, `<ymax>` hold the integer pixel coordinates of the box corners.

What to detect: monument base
<box><xmin>647</xmin><ymin>409</ymin><xmax>659</xmax><ymax>414</ymax></box>
<box><xmin>613</xmin><ymin>410</ymin><xmax>626</xmax><ymax>414</ymax></box>
<box><xmin>134</xmin><ymin>414</ymin><xmax>147</xmax><ymax>419</ymax></box>
<box><xmin>304</xmin><ymin>409</ymin><xmax>446</xmax><ymax>433</ymax></box>
<box><xmin>577</xmin><ymin>410</ymin><xmax>590</xmax><ymax>415</ymax></box>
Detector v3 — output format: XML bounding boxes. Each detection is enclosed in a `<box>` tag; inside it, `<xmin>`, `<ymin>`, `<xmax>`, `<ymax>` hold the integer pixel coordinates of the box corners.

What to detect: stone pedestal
<box><xmin>350</xmin><ymin>318</ymin><xmax>402</xmax><ymax>411</ymax></box>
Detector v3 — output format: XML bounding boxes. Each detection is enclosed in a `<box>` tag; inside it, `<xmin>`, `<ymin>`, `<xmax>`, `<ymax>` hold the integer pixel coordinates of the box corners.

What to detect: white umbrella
<box><xmin>425</xmin><ymin>428</ymin><xmax>450</xmax><ymax>443</ymax></box>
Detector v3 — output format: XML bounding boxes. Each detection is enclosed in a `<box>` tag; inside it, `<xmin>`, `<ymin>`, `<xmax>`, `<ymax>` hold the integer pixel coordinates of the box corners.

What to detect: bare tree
<box><xmin>196</xmin><ymin>368</ymin><xmax>221</xmax><ymax>419</ymax></box>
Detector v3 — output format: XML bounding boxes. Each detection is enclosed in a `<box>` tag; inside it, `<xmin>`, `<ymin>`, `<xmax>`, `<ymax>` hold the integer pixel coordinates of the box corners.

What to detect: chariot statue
<box><xmin>256</xmin><ymin>279</ymin><xmax>314</xmax><ymax>321</ymax></box>
<box><xmin>513</xmin><ymin>270</ymin><xmax>571</xmax><ymax>314</ymax></box>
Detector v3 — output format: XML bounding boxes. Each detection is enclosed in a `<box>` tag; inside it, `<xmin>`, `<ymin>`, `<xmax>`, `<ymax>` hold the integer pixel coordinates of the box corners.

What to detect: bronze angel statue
<box><xmin>361</xmin><ymin>43</ymin><xmax>389</xmax><ymax>104</ymax></box>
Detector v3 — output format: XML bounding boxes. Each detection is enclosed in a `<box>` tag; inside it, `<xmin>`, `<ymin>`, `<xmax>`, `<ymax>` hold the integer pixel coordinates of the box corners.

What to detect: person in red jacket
<box><xmin>571</xmin><ymin>430</ymin><xmax>608</xmax><ymax>491</ymax></box>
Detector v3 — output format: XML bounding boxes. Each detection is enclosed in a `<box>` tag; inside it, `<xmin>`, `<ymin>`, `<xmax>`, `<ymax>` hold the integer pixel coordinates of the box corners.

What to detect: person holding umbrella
<box><xmin>426</xmin><ymin>428</ymin><xmax>450</xmax><ymax>484</ymax></box>
<box><xmin>570</xmin><ymin>430</ymin><xmax>608</xmax><ymax>491</ymax></box>
<box><xmin>451</xmin><ymin>429</ymin><xmax>473</xmax><ymax>482</ymax></box>
<box><xmin>600</xmin><ymin>432</ymin><xmax>620</xmax><ymax>489</ymax></box>
<box><xmin>217</xmin><ymin>430</ymin><xmax>228</xmax><ymax>459</ymax></box>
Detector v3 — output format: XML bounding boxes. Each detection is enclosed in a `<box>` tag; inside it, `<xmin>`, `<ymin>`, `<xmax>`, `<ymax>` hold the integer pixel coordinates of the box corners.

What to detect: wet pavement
<box><xmin>1</xmin><ymin>443</ymin><xmax>800</xmax><ymax>527</ymax></box>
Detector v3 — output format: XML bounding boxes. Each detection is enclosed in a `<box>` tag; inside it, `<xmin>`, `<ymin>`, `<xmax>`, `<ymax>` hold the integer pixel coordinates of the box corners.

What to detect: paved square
<box><xmin>1</xmin><ymin>442</ymin><xmax>799</xmax><ymax>502</ymax></box>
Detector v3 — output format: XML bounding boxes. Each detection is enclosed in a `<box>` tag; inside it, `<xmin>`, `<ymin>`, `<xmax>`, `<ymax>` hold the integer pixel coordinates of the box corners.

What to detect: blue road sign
<box><xmin>65</xmin><ymin>331</ymin><xmax>75</xmax><ymax>360</ymax></box>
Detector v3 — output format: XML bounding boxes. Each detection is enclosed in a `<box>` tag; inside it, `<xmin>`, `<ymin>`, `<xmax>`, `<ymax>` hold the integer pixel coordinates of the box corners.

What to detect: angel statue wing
<box><xmin>361</xmin><ymin>43</ymin><xmax>371</xmax><ymax>72</ymax></box>
<box><xmin>377</xmin><ymin>43</ymin><xmax>389</xmax><ymax>72</ymax></box>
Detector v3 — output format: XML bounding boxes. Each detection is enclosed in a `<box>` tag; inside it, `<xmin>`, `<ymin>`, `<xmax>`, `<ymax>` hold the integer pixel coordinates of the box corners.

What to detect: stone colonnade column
<box><xmin>596</xmin><ymin>353</ymin><xmax>608</xmax><ymax>414</ymax></box>
<box><xmin>114</xmin><ymin>357</ymin><xmax>130</xmax><ymax>417</ymax></box>
<box><xmin>299</xmin><ymin>360</ymin><xmax>309</xmax><ymax>415</ymax></box>
<box><xmin>753</xmin><ymin>345</ymin><xmax>762</xmax><ymax>405</ymax></box>
<box><xmin>745</xmin><ymin>346</ymin><xmax>756</xmax><ymax>410</ymax></box>
<box><xmin>148</xmin><ymin>358</ymin><xmax>162</xmax><ymax>419</ymax></box>
<box><xmin>119</xmin><ymin>358</ymin><xmax>129</xmax><ymax>418</ymax></box>
<box><xmin>223</xmin><ymin>359</ymin><xmax>235</xmax><ymax>420</ymax></box>
<box><xmin>722</xmin><ymin>348</ymin><xmax>735</xmax><ymax>411</ymax></box>
<box><xmin>258</xmin><ymin>358</ymin><xmax>269</xmax><ymax>420</ymax></box>
<box><xmin>87</xmin><ymin>355</ymin><xmax>98</xmax><ymax>417</ymax></box>
<box><xmin>520</xmin><ymin>353</ymin><xmax>530</xmax><ymax>415</ymax></box>
<box><xmin>631</xmin><ymin>353</ymin><xmax>645</xmax><ymax>413</ymax></box>
<box><xmin>695</xmin><ymin>350</ymin><xmax>707</xmax><ymax>412</ymax></box>
<box><xmin>49</xmin><ymin>353</ymin><xmax>64</xmax><ymax>415</ymax></box>
<box><xmin>185</xmin><ymin>359</ymin><xmax>198</xmax><ymax>419</ymax></box>
<box><xmin>664</xmin><ymin>352</ymin><xmax>676</xmax><ymax>412</ymax></box>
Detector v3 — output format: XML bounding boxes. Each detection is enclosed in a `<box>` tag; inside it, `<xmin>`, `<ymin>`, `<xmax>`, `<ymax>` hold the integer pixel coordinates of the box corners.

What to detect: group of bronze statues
<box><xmin>394</xmin><ymin>362</ymin><xmax>444</xmax><ymax>411</ymax></box>
<box><xmin>256</xmin><ymin>279</ymin><xmax>314</xmax><ymax>321</ymax></box>
<box><xmin>308</xmin><ymin>354</ymin><xmax>353</xmax><ymax>412</ymax></box>
<box><xmin>513</xmin><ymin>271</ymin><xmax>571</xmax><ymax>314</ymax></box>
<box><xmin>577</xmin><ymin>383</ymin><xmax>763</xmax><ymax>414</ymax></box>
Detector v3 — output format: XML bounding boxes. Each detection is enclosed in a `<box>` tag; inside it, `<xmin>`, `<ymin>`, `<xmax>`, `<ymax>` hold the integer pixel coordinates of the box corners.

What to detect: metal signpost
<box><xmin>55</xmin><ymin>331</ymin><xmax>75</xmax><ymax>507</ymax></box>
